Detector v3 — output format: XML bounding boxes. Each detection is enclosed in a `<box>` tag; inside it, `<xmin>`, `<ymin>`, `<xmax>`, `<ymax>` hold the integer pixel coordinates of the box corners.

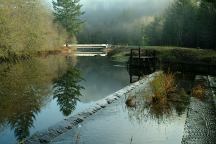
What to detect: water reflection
<box><xmin>126</xmin><ymin>73</ymin><xmax>191</xmax><ymax>124</ymax></box>
<box><xmin>126</xmin><ymin>58</ymin><xmax>216</xmax><ymax>124</ymax></box>
<box><xmin>162</xmin><ymin>62</ymin><xmax>216</xmax><ymax>76</ymax></box>
<box><xmin>128</xmin><ymin>58</ymin><xmax>216</xmax><ymax>83</ymax></box>
<box><xmin>8</xmin><ymin>102</ymin><xmax>40</xmax><ymax>141</ymax></box>
<box><xmin>0</xmin><ymin>55</ymin><xmax>130</xmax><ymax>143</ymax></box>
<box><xmin>76</xmin><ymin>57</ymin><xmax>129</xmax><ymax>102</ymax></box>
<box><xmin>148</xmin><ymin>90</ymin><xmax>189</xmax><ymax>120</ymax></box>
<box><xmin>0</xmin><ymin>55</ymin><xmax>78</xmax><ymax>142</ymax></box>
<box><xmin>53</xmin><ymin>66</ymin><xmax>84</xmax><ymax>116</ymax></box>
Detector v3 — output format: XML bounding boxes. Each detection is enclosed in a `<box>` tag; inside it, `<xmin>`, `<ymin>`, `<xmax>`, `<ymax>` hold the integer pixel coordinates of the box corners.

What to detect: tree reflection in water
<box><xmin>0</xmin><ymin>55</ymin><xmax>68</xmax><ymax>142</ymax></box>
<box><xmin>148</xmin><ymin>89</ymin><xmax>189</xmax><ymax>121</ymax></box>
<box><xmin>126</xmin><ymin>74</ymin><xmax>191</xmax><ymax>124</ymax></box>
<box><xmin>53</xmin><ymin>66</ymin><xmax>84</xmax><ymax>116</ymax></box>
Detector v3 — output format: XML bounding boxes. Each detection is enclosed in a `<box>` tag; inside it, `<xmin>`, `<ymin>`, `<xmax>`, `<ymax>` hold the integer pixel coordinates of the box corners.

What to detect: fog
<box><xmin>78</xmin><ymin>0</ymin><xmax>173</xmax><ymax>44</ymax></box>
<box><xmin>46</xmin><ymin>0</ymin><xmax>173</xmax><ymax>44</ymax></box>
<box><xmin>81</xmin><ymin>0</ymin><xmax>172</xmax><ymax>18</ymax></box>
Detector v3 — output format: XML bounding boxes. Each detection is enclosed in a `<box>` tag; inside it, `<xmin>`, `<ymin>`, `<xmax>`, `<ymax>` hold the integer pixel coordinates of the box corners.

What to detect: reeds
<box><xmin>150</xmin><ymin>72</ymin><xmax>176</xmax><ymax>104</ymax></box>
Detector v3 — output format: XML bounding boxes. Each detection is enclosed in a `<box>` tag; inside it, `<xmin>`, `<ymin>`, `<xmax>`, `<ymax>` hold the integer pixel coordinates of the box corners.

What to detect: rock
<box><xmin>125</xmin><ymin>96</ymin><xmax>136</xmax><ymax>107</ymax></box>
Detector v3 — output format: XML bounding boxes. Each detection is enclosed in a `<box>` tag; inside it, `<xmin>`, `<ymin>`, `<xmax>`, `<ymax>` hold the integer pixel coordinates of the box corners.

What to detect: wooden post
<box><xmin>130</xmin><ymin>49</ymin><xmax>133</xmax><ymax>65</ymax></box>
<box><xmin>139</xmin><ymin>47</ymin><xmax>141</xmax><ymax>59</ymax></box>
<box><xmin>153</xmin><ymin>50</ymin><xmax>156</xmax><ymax>65</ymax></box>
<box><xmin>138</xmin><ymin>47</ymin><xmax>141</xmax><ymax>68</ymax></box>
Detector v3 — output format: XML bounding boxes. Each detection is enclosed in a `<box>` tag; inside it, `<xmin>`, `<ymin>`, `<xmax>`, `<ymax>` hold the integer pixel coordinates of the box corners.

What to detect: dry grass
<box><xmin>192</xmin><ymin>84</ymin><xmax>205</xmax><ymax>99</ymax></box>
<box><xmin>163</xmin><ymin>72</ymin><xmax>176</xmax><ymax>94</ymax></box>
<box><xmin>150</xmin><ymin>72</ymin><xmax>176</xmax><ymax>104</ymax></box>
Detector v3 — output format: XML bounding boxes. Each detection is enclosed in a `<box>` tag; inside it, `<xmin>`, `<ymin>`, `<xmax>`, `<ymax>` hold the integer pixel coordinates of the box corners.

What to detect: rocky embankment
<box><xmin>181</xmin><ymin>76</ymin><xmax>216</xmax><ymax>144</ymax></box>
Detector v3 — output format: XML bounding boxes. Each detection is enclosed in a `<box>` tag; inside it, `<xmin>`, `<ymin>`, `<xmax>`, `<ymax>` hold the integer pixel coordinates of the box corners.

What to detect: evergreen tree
<box><xmin>143</xmin><ymin>0</ymin><xmax>213</xmax><ymax>49</ymax></box>
<box><xmin>198</xmin><ymin>0</ymin><xmax>216</xmax><ymax>49</ymax></box>
<box><xmin>162</xmin><ymin>0</ymin><xmax>198</xmax><ymax>47</ymax></box>
<box><xmin>144</xmin><ymin>17</ymin><xmax>164</xmax><ymax>46</ymax></box>
<box><xmin>52</xmin><ymin>0</ymin><xmax>84</xmax><ymax>46</ymax></box>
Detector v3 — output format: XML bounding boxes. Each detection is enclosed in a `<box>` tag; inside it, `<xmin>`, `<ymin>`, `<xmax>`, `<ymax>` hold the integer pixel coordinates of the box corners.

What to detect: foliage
<box><xmin>0</xmin><ymin>0</ymin><xmax>67</xmax><ymax>60</ymax></box>
<box><xmin>143</xmin><ymin>0</ymin><xmax>216</xmax><ymax>50</ymax></box>
<box><xmin>126</xmin><ymin>84</ymin><xmax>189</xmax><ymax>124</ymax></box>
<box><xmin>192</xmin><ymin>84</ymin><xmax>205</xmax><ymax>99</ymax></box>
<box><xmin>144</xmin><ymin>17</ymin><xmax>164</xmax><ymax>46</ymax></box>
<box><xmin>52</xmin><ymin>0</ymin><xmax>84</xmax><ymax>44</ymax></box>
<box><xmin>150</xmin><ymin>72</ymin><xmax>176</xmax><ymax>104</ymax></box>
<box><xmin>77</xmin><ymin>0</ymin><xmax>171</xmax><ymax>45</ymax></box>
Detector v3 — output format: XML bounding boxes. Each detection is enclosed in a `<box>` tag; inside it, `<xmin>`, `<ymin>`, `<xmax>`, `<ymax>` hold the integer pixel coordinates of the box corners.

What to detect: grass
<box><xmin>109</xmin><ymin>45</ymin><xmax>216</xmax><ymax>64</ymax></box>
<box><xmin>147</xmin><ymin>72</ymin><xmax>189</xmax><ymax>121</ymax></box>
<box><xmin>150</xmin><ymin>72</ymin><xmax>176</xmax><ymax>104</ymax></box>
<box><xmin>192</xmin><ymin>84</ymin><xmax>206</xmax><ymax>99</ymax></box>
<box><xmin>125</xmin><ymin>73</ymin><xmax>190</xmax><ymax>122</ymax></box>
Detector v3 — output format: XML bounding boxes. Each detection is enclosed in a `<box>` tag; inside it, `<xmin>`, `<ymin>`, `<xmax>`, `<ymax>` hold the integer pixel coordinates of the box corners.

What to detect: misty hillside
<box><xmin>78</xmin><ymin>0</ymin><xmax>173</xmax><ymax>44</ymax></box>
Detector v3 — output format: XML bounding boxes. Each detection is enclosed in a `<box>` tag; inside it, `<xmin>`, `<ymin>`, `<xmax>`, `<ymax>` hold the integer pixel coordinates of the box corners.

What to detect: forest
<box><xmin>144</xmin><ymin>0</ymin><xmax>216</xmax><ymax>50</ymax></box>
<box><xmin>0</xmin><ymin>0</ymin><xmax>64</xmax><ymax>58</ymax></box>
<box><xmin>77</xmin><ymin>0</ymin><xmax>172</xmax><ymax>45</ymax></box>
<box><xmin>78</xmin><ymin>0</ymin><xmax>216</xmax><ymax>50</ymax></box>
<box><xmin>0</xmin><ymin>0</ymin><xmax>215</xmax><ymax>61</ymax></box>
<box><xmin>0</xmin><ymin>0</ymin><xmax>82</xmax><ymax>60</ymax></box>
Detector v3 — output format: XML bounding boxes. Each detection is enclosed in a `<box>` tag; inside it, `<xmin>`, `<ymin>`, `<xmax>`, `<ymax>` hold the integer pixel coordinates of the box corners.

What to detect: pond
<box><xmin>50</xmin><ymin>57</ymin><xmax>216</xmax><ymax>144</ymax></box>
<box><xmin>0</xmin><ymin>55</ymin><xmax>129</xmax><ymax>143</ymax></box>
<box><xmin>0</xmin><ymin>54</ymin><xmax>216</xmax><ymax>144</ymax></box>
<box><xmin>51</xmin><ymin>71</ymin><xmax>194</xmax><ymax>144</ymax></box>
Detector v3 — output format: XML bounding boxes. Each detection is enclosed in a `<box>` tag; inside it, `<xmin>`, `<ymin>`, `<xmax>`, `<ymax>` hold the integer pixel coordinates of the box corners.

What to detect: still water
<box><xmin>0</xmin><ymin>55</ymin><xmax>129</xmax><ymax>143</ymax></box>
<box><xmin>1</xmin><ymin>54</ymin><xmax>214</xmax><ymax>144</ymax></box>
<box><xmin>51</xmin><ymin>72</ymin><xmax>193</xmax><ymax>144</ymax></box>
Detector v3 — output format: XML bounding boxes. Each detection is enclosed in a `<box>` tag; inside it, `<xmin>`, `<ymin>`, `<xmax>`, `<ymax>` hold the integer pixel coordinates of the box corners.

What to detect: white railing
<box><xmin>64</xmin><ymin>44</ymin><xmax>111</xmax><ymax>56</ymax></box>
<box><xmin>64</xmin><ymin>44</ymin><xmax>110</xmax><ymax>48</ymax></box>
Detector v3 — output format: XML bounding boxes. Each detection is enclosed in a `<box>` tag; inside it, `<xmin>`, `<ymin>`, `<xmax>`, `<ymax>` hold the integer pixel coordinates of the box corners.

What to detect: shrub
<box><xmin>0</xmin><ymin>0</ymin><xmax>67</xmax><ymax>59</ymax></box>
<box><xmin>192</xmin><ymin>84</ymin><xmax>205</xmax><ymax>99</ymax></box>
<box><xmin>150</xmin><ymin>72</ymin><xmax>176</xmax><ymax>104</ymax></box>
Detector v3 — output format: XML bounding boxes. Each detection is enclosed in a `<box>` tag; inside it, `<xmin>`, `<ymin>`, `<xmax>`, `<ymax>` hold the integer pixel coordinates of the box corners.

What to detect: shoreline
<box><xmin>0</xmin><ymin>47</ymin><xmax>71</xmax><ymax>64</ymax></box>
<box><xmin>108</xmin><ymin>46</ymin><xmax>216</xmax><ymax>65</ymax></box>
<box><xmin>24</xmin><ymin>72</ymin><xmax>160</xmax><ymax>144</ymax></box>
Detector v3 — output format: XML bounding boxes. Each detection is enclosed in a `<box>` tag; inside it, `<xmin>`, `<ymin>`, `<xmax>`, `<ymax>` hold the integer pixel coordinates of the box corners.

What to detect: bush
<box><xmin>0</xmin><ymin>0</ymin><xmax>67</xmax><ymax>59</ymax></box>
<box><xmin>150</xmin><ymin>72</ymin><xmax>176</xmax><ymax>104</ymax></box>
<box><xmin>192</xmin><ymin>84</ymin><xmax>205</xmax><ymax>99</ymax></box>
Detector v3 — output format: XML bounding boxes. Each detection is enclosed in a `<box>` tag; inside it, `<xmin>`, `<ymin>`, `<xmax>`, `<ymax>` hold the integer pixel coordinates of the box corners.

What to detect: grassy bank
<box><xmin>108</xmin><ymin>46</ymin><xmax>216</xmax><ymax>65</ymax></box>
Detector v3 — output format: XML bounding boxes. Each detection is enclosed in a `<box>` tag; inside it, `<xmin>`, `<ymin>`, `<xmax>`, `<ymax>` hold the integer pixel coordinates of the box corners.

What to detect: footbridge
<box><xmin>66</xmin><ymin>44</ymin><xmax>111</xmax><ymax>56</ymax></box>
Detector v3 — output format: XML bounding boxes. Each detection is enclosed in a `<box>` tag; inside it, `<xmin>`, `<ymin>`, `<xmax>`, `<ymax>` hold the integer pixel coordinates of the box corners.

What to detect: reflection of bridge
<box><xmin>67</xmin><ymin>44</ymin><xmax>110</xmax><ymax>56</ymax></box>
